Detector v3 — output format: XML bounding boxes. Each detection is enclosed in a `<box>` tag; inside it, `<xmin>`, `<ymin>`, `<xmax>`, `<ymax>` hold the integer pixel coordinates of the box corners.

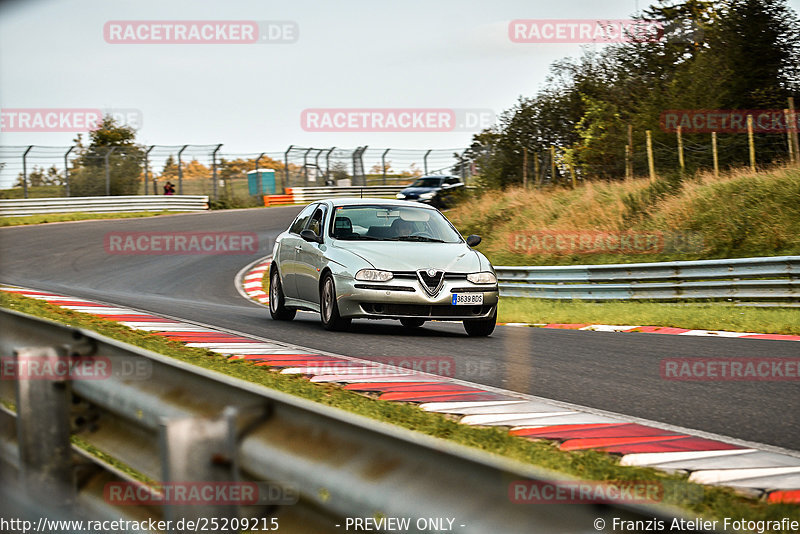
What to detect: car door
<box><xmin>295</xmin><ymin>203</ymin><xmax>329</xmax><ymax>304</ymax></box>
<box><xmin>279</xmin><ymin>203</ymin><xmax>317</xmax><ymax>299</ymax></box>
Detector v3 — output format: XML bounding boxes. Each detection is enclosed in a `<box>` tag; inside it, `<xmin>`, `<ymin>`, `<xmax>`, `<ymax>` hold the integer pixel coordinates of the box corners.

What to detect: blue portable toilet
<box><xmin>247</xmin><ymin>169</ymin><xmax>277</xmax><ymax>195</ymax></box>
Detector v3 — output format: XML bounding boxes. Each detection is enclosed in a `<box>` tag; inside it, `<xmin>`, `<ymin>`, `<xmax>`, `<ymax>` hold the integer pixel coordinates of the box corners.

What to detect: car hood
<box><xmin>333</xmin><ymin>241</ymin><xmax>481</xmax><ymax>272</ymax></box>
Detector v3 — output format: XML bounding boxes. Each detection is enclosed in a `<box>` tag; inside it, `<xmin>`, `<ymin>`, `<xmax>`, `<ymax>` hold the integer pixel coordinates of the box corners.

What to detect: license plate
<box><xmin>452</xmin><ymin>293</ymin><xmax>483</xmax><ymax>305</ymax></box>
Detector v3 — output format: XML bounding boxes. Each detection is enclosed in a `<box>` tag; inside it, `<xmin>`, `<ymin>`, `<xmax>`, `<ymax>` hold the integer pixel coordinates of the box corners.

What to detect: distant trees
<box><xmin>68</xmin><ymin>116</ymin><xmax>145</xmax><ymax>196</ymax></box>
<box><xmin>471</xmin><ymin>0</ymin><xmax>800</xmax><ymax>188</ymax></box>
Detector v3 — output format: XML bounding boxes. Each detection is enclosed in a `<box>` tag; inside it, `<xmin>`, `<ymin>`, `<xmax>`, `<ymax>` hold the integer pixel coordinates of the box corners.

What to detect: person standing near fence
<box><xmin>163</xmin><ymin>181</ymin><xmax>175</xmax><ymax>195</ymax></box>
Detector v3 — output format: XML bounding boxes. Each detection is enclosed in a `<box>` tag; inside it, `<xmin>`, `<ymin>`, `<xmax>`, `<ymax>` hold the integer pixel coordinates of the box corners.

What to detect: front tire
<box><xmin>463</xmin><ymin>308</ymin><xmax>496</xmax><ymax>337</ymax></box>
<box><xmin>269</xmin><ymin>269</ymin><xmax>296</xmax><ymax>321</ymax></box>
<box><xmin>320</xmin><ymin>274</ymin><xmax>351</xmax><ymax>331</ymax></box>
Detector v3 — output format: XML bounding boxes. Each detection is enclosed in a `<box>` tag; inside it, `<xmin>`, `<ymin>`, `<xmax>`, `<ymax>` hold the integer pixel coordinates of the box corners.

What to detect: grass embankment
<box><xmin>1</xmin><ymin>291</ymin><xmax>798</xmax><ymax>528</ymax></box>
<box><xmin>449</xmin><ymin>166</ymin><xmax>800</xmax><ymax>266</ymax></box>
<box><xmin>0</xmin><ymin>211</ymin><xmax>185</xmax><ymax>227</ymax></box>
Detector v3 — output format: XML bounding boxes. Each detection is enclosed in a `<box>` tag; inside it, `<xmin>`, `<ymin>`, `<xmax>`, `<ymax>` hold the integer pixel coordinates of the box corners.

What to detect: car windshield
<box><xmin>409</xmin><ymin>177</ymin><xmax>444</xmax><ymax>188</ymax></box>
<box><xmin>330</xmin><ymin>205</ymin><xmax>463</xmax><ymax>243</ymax></box>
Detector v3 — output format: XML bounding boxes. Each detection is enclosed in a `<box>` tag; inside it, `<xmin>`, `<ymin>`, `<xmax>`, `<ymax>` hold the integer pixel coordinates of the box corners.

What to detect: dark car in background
<box><xmin>395</xmin><ymin>175</ymin><xmax>464</xmax><ymax>208</ymax></box>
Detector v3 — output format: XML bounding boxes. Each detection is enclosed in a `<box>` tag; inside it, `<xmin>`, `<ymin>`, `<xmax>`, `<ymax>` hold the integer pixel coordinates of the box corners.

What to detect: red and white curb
<box><xmin>3</xmin><ymin>284</ymin><xmax>799</xmax><ymax>505</ymax></box>
<box><xmin>239</xmin><ymin>257</ymin><xmax>270</xmax><ymax>305</ymax></box>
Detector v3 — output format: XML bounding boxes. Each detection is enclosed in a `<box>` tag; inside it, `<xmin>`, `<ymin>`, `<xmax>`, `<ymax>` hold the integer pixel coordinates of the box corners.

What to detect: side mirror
<box><xmin>466</xmin><ymin>235</ymin><xmax>481</xmax><ymax>247</ymax></box>
<box><xmin>300</xmin><ymin>229</ymin><xmax>322</xmax><ymax>244</ymax></box>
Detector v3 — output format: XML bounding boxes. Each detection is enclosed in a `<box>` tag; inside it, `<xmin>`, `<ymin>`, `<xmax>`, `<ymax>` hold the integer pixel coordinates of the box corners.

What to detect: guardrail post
<box><xmin>14</xmin><ymin>346</ymin><xmax>75</xmax><ymax>505</ymax></box>
<box><xmin>747</xmin><ymin>114</ymin><xmax>756</xmax><ymax>171</ymax></box>
<box><xmin>423</xmin><ymin>149</ymin><xmax>431</xmax><ymax>175</ymax></box>
<box><xmin>160</xmin><ymin>407</ymin><xmax>239</xmax><ymax>531</ymax></box>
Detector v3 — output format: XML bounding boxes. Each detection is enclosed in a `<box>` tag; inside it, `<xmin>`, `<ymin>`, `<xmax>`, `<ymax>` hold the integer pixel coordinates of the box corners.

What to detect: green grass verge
<box><xmin>1</xmin><ymin>290</ymin><xmax>797</xmax><ymax>529</ymax></box>
<box><xmin>498</xmin><ymin>298</ymin><xmax>800</xmax><ymax>335</ymax></box>
<box><xmin>0</xmin><ymin>211</ymin><xmax>185</xmax><ymax>227</ymax></box>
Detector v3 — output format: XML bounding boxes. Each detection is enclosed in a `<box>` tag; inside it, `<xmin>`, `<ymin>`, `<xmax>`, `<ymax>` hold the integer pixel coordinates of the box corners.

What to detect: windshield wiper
<box><xmin>391</xmin><ymin>235</ymin><xmax>445</xmax><ymax>243</ymax></box>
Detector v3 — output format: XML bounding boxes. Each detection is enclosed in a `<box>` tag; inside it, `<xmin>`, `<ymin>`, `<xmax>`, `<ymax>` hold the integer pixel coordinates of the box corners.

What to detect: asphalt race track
<box><xmin>1</xmin><ymin>207</ymin><xmax>797</xmax><ymax>450</ymax></box>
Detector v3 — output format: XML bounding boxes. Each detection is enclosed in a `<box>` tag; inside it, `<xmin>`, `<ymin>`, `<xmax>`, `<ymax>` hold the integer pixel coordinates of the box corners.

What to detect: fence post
<box><xmin>381</xmin><ymin>148</ymin><xmax>390</xmax><ymax>184</ymax></box>
<box><xmin>255</xmin><ymin>152</ymin><xmax>265</xmax><ymax>195</ymax></box>
<box><xmin>284</xmin><ymin>145</ymin><xmax>293</xmax><ymax>190</ymax></box>
<box><xmin>21</xmin><ymin>145</ymin><xmax>33</xmax><ymax>198</ymax></box>
<box><xmin>550</xmin><ymin>145</ymin><xmax>556</xmax><ymax>183</ymax></box>
<box><xmin>212</xmin><ymin>144</ymin><xmax>222</xmax><ymax>201</ymax></box>
<box><xmin>789</xmin><ymin>97</ymin><xmax>800</xmax><ymax>162</ymax></box>
<box><xmin>143</xmin><ymin>146</ymin><xmax>154</xmax><ymax>195</ymax></box>
<box><xmin>568</xmin><ymin>160</ymin><xmax>576</xmax><ymax>188</ymax></box>
<box><xmin>626</xmin><ymin>124</ymin><xmax>633</xmax><ymax>179</ymax></box>
<box><xmin>325</xmin><ymin>147</ymin><xmax>335</xmax><ymax>186</ymax></box>
<box><xmin>63</xmin><ymin>146</ymin><xmax>74</xmax><ymax>197</ymax></box>
<box><xmin>747</xmin><ymin>114</ymin><xmax>755</xmax><ymax>172</ymax></box>
<box><xmin>646</xmin><ymin>130</ymin><xmax>655</xmax><ymax>181</ymax></box>
<box><xmin>786</xmin><ymin>109</ymin><xmax>795</xmax><ymax>164</ymax></box>
<box><xmin>177</xmin><ymin>145</ymin><xmax>188</xmax><ymax>195</ymax></box>
<box><xmin>677</xmin><ymin>125</ymin><xmax>685</xmax><ymax>173</ymax></box>
<box><xmin>712</xmin><ymin>132</ymin><xmax>719</xmax><ymax>178</ymax></box>
<box><xmin>302</xmin><ymin>148</ymin><xmax>312</xmax><ymax>186</ymax></box>
<box><xmin>423</xmin><ymin>149</ymin><xmax>432</xmax><ymax>175</ymax></box>
<box><xmin>522</xmin><ymin>146</ymin><xmax>528</xmax><ymax>188</ymax></box>
<box><xmin>104</xmin><ymin>147</ymin><xmax>116</xmax><ymax>195</ymax></box>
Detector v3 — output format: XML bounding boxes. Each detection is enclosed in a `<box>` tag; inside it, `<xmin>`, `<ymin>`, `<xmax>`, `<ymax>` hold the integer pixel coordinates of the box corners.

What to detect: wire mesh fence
<box><xmin>0</xmin><ymin>145</ymin><xmax>472</xmax><ymax>203</ymax></box>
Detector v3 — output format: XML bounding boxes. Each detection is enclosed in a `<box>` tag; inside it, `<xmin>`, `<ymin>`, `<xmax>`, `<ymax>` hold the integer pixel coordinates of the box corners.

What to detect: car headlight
<box><xmin>355</xmin><ymin>269</ymin><xmax>394</xmax><ymax>282</ymax></box>
<box><xmin>395</xmin><ymin>193</ymin><xmax>406</xmax><ymax>199</ymax></box>
<box><xmin>419</xmin><ymin>192</ymin><xmax>436</xmax><ymax>200</ymax></box>
<box><xmin>467</xmin><ymin>272</ymin><xmax>497</xmax><ymax>284</ymax></box>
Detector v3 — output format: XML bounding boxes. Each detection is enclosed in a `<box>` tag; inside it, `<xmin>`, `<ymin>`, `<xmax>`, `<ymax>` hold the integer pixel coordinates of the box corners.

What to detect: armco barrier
<box><xmin>0</xmin><ymin>195</ymin><xmax>209</xmax><ymax>216</ymax></box>
<box><xmin>265</xmin><ymin>185</ymin><xmax>405</xmax><ymax>205</ymax></box>
<box><xmin>0</xmin><ymin>307</ymin><xmax>689</xmax><ymax>533</ymax></box>
<box><xmin>496</xmin><ymin>256</ymin><xmax>800</xmax><ymax>303</ymax></box>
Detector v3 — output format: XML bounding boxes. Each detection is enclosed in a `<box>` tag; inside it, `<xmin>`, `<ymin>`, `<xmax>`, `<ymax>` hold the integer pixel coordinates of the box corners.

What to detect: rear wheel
<box><xmin>320</xmin><ymin>274</ymin><xmax>351</xmax><ymax>331</ymax></box>
<box><xmin>400</xmin><ymin>318</ymin><xmax>425</xmax><ymax>328</ymax></box>
<box><xmin>269</xmin><ymin>269</ymin><xmax>296</xmax><ymax>321</ymax></box>
<box><xmin>463</xmin><ymin>308</ymin><xmax>496</xmax><ymax>337</ymax></box>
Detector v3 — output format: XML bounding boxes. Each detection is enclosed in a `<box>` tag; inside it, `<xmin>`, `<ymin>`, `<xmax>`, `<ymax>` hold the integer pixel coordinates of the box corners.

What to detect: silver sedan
<box><xmin>268</xmin><ymin>198</ymin><xmax>499</xmax><ymax>335</ymax></box>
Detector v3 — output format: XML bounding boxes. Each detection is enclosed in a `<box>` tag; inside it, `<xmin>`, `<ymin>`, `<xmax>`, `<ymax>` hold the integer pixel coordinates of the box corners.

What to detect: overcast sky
<box><xmin>2</xmin><ymin>0</ymin><xmax>799</xmax><ymax>180</ymax></box>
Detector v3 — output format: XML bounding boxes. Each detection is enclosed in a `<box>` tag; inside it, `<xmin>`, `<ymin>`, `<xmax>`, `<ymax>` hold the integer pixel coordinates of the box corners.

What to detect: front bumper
<box><xmin>334</xmin><ymin>273</ymin><xmax>498</xmax><ymax>320</ymax></box>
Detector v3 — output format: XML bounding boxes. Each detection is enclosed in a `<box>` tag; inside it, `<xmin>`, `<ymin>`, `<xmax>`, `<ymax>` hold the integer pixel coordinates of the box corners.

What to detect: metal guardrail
<box><xmin>0</xmin><ymin>195</ymin><xmax>209</xmax><ymax>216</ymax></box>
<box><xmin>287</xmin><ymin>185</ymin><xmax>405</xmax><ymax>203</ymax></box>
<box><xmin>0</xmin><ymin>308</ymin><xmax>692</xmax><ymax>533</ymax></box>
<box><xmin>496</xmin><ymin>256</ymin><xmax>800</xmax><ymax>303</ymax></box>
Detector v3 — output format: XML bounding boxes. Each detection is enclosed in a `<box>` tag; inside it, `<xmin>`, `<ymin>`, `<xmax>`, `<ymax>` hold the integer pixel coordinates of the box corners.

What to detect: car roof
<box><xmin>323</xmin><ymin>198</ymin><xmax>441</xmax><ymax>209</ymax></box>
